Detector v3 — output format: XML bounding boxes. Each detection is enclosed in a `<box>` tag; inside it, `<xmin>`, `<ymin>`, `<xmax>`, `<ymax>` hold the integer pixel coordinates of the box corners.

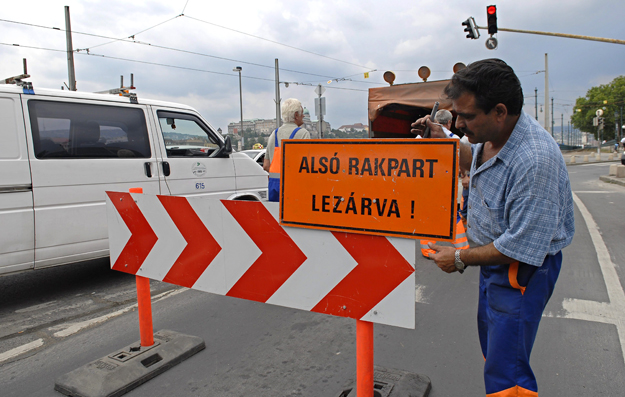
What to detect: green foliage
<box><xmin>572</xmin><ymin>76</ymin><xmax>625</xmax><ymax>139</ymax></box>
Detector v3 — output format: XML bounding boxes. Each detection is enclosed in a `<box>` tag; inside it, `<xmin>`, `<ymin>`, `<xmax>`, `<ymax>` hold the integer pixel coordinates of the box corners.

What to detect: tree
<box><xmin>571</xmin><ymin>76</ymin><xmax>625</xmax><ymax>140</ymax></box>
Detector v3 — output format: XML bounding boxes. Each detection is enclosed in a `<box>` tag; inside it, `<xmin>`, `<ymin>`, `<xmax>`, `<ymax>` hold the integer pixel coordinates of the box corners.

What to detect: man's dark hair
<box><xmin>444</xmin><ymin>59</ymin><xmax>523</xmax><ymax>115</ymax></box>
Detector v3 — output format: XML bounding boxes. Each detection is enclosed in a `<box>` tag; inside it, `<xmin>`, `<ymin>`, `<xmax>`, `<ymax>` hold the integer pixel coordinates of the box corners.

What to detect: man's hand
<box><xmin>410</xmin><ymin>116</ymin><xmax>447</xmax><ymax>139</ymax></box>
<box><xmin>427</xmin><ymin>243</ymin><xmax>459</xmax><ymax>273</ymax></box>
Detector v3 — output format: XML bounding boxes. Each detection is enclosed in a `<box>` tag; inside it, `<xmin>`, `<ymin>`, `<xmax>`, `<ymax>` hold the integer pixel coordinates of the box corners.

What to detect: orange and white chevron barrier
<box><xmin>106</xmin><ymin>193</ymin><xmax>416</xmax><ymax>329</ymax></box>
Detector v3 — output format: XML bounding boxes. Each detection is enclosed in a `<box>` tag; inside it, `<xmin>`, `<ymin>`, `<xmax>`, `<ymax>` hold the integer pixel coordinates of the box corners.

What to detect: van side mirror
<box><xmin>224</xmin><ymin>135</ymin><xmax>232</xmax><ymax>154</ymax></box>
<box><xmin>209</xmin><ymin>135</ymin><xmax>233</xmax><ymax>158</ymax></box>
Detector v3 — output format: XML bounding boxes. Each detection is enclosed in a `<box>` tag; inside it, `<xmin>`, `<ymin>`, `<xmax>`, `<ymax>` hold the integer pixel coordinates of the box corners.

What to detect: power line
<box><xmin>0</xmin><ymin>17</ymin><xmax>379</xmax><ymax>85</ymax></box>
<box><xmin>0</xmin><ymin>42</ymin><xmax>368</xmax><ymax>92</ymax></box>
<box><xmin>181</xmin><ymin>0</ymin><xmax>190</xmax><ymax>14</ymax></box>
<box><xmin>81</xmin><ymin>14</ymin><xmax>183</xmax><ymax>51</ymax></box>
<box><xmin>182</xmin><ymin>15</ymin><xmax>371</xmax><ymax>69</ymax></box>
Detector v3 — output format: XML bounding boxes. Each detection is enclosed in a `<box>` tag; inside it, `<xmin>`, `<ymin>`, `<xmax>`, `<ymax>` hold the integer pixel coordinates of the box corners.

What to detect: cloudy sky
<box><xmin>2</xmin><ymin>0</ymin><xmax>624</xmax><ymax>132</ymax></box>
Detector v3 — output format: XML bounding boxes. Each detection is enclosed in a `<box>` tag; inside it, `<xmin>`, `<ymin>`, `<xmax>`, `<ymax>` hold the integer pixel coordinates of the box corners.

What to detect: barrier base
<box><xmin>337</xmin><ymin>366</ymin><xmax>431</xmax><ymax>397</ymax></box>
<box><xmin>54</xmin><ymin>329</ymin><xmax>205</xmax><ymax>397</ymax></box>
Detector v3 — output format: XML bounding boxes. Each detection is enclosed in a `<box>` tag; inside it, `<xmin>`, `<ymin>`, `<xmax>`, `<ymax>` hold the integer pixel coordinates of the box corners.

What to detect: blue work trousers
<box><xmin>478</xmin><ymin>252</ymin><xmax>562</xmax><ymax>397</ymax></box>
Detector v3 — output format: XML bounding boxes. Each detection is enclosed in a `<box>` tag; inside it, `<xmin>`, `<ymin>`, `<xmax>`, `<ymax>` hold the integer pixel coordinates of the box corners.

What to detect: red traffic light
<box><xmin>487</xmin><ymin>5</ymin><xmax>497</xmax><ymax>35</ymax></box>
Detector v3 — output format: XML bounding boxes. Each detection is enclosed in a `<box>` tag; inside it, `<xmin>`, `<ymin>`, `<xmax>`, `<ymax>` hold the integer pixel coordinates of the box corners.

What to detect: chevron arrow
<box><xmin>158</xmin><ymin>195</ymin><xmax>222</xmax><ymax>288</ymax></box>
<box><xmin>106</xmin><ymin>191</ymin><xmax>158</xmax><ymax>274</ymax></box>
<box><xmin>222</xmin><ymin>200</ymin><xmax>308</xmax><ymax>302</ymax></box>
<box><xmin>312</xmin><ymin>232</ymin><xmax>415</xmax><ymax>319</ymax></box>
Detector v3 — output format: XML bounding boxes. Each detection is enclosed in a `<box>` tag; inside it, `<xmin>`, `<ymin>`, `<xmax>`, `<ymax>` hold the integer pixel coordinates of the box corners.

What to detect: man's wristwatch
<box><xmin>454</xmin><ymin>250</ymin><xmax>466</xmax><ymax>273</ymax></box>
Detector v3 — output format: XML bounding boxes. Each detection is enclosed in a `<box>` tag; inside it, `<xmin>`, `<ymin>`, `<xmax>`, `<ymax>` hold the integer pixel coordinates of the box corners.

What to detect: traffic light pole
<box><xmin>475</xmin><ymin>26</ymin><xmax>625</xmax><ymax>45</ymax></box>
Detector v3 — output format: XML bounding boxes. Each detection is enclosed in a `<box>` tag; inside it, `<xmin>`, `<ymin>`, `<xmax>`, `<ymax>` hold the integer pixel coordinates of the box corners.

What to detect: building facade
<box><xmin>338</xmin><ymin>123</ymin><xmax>368</xmax><ymax>133</ymax></box>
<box><xmin>227</xmin><ymin>109</ymin><xmax>330</xmax><ymax>138</ymax></box>
<box><xmin>227</xmin><ymin>118</ymin><xmax>278</xmax><ymax>136</ymax></box>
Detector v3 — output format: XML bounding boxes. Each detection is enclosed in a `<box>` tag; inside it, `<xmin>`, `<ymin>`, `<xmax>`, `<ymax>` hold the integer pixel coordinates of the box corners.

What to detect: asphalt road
<box><xmin>0</xmin><ymin>161</ymin><xmax>623</xmax><ymax>396</ymax></box>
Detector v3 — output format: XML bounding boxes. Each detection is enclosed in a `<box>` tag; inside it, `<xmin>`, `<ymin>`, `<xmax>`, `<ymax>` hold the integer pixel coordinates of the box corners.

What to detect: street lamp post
<box><xmin>233</xmin><ymin>66</ymin><xmax>244</xmax><ymax>150</ymax></box>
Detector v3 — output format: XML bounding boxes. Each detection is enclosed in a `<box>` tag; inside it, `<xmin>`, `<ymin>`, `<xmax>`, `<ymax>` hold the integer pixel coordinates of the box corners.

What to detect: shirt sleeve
<box><xmin>266</xmin><ymin>132</ymin><xmax>275</xmax><ymax>163</ymax></box>
<box><xmin>492</xmin><ymin>159</ymin><xmax>563</xmax><ymax>266</ymax></box>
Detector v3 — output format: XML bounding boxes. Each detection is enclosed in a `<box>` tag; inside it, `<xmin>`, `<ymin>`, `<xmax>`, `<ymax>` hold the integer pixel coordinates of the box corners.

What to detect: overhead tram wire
<box><xmin>77</xmin><ymin>14</ymin><xmax>184</xmax><ymax>51</ymax></box>
<box><xmin>0</xmin><ymin>17</ymin><xmax>379</xmax><ymax>85</ymax></box>
<box><xmin>182</xmin><ymin>14</ymin><xmax>371</xmax><ymax>70</ymax></box>
<box><xmin>0</xmin><ymin>42</ymin><xmax>368</xmax><ymax>92</ymax></box>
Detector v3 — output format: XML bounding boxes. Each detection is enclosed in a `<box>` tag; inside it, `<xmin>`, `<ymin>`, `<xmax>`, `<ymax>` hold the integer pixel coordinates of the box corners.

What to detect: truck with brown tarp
<box><xmin>368</xmin><ymin>79</ymin><xmax>464</xmax><ymax>139</ymax></box>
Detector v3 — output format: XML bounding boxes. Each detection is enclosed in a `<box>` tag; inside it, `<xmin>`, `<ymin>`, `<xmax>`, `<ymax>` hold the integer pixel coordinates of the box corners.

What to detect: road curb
<box><xmin>599</xmin><ymin>175</ymin><xmax>625</xmax><ymax>187</ymax></box>
<box><xmin>566</xmin><ymin>159</ymin><xmax>620</xmax><ymax>167</ymax></box>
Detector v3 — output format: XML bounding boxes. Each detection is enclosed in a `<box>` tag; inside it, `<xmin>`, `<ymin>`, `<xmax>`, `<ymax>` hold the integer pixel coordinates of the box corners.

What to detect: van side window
<box><xmin>28</xmin><ymin>100</ymin><xmax>151</xmax><ymax>159</ymax></box>
<box><xmin>157</xmin><ymin>111</ymin><xmax>220</xmax><ymax>157</ymax></box>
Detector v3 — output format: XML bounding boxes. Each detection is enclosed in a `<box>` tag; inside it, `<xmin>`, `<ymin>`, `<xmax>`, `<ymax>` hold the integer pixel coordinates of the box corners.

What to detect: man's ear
<box><xmin>494</xmin><ymin>103</ymin><xmax>508</xmax><ymax>121</ymax></box>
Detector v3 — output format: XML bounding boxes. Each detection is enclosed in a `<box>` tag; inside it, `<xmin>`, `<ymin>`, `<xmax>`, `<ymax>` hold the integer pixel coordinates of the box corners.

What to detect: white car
<box><xmin>240</xmin><ymin>149</ymin><xmax>266</xmax><ymax>167</ymax></box>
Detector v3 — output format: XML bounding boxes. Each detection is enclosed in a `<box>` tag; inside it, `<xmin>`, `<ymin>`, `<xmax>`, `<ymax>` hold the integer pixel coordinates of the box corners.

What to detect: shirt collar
<box><xmin>490</xmin><ymin>111</ymin><xmax>529</xmax><ymax>167</ymax></box>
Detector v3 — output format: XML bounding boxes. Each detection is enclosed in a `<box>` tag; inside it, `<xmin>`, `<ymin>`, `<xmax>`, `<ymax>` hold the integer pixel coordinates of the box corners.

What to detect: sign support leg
<box><xmin>136</xmin><ymin>275</ymin><xmax>154</xmax><ymax>346</ymax></box>
<box><xmin>357</xmin><ymin>319</ymin><xmax>374</xmax><ymax>397</ymax></box>
<box><xmin>129</xmin><ymin>187</ymin><xmax>154</xmax><ymax>347</ymax></box>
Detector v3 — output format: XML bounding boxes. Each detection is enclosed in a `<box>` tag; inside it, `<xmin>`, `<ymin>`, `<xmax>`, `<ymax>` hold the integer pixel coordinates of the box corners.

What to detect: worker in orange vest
<box><xmin>420</xmin><ymin>110</ymin><xmax>469</xmax><ymax>257</ymax></box>
<box><xmin>263</xmin><ymin>98</ymin><xmax>311</xmax><ymax>201</ymax></box>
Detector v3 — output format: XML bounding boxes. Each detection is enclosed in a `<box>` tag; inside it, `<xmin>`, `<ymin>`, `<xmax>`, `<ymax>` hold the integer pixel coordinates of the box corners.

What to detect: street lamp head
<box><xmin>233</xmin><ymin>66</ymin><xmax>242</xmax><ymax>72</ymax></box>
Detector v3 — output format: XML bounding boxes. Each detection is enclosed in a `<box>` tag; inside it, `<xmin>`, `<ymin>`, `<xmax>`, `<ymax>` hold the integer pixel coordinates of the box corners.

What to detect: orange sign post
<box><xmin>280</xmin><ymin>139</ymin><xmax>459</xmax><ymax>241</ymax></box>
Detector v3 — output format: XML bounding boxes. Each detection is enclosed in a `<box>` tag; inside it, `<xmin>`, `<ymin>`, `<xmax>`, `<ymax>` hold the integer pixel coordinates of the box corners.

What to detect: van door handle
<box><xmin>162</xmin><ymin>161</ymin><xmax>171</xmax><ymax>176</ymax></box>
<box><xmin>144</xmin><ymin>162</ymin><xmax>152</xmax><ymax>178</ymax></box>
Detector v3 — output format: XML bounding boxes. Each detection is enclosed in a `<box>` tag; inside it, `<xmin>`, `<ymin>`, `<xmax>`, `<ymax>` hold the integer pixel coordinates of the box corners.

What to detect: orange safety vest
<box><xmin>268</xmin><ymin>127</ymin><xmax>300</xmax><ymax>202</ymax></box>
<box><xmin>420</xmin><ymin>196</ymin><xmax>469</xmax><ymax>257</ymax></box>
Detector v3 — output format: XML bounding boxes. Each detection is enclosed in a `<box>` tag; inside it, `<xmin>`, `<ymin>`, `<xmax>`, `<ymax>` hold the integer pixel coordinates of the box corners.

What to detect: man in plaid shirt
<box><xmin>411</xmin><ymin>59</ymin><xmax>575</xmax><ymax>397</ymax></box>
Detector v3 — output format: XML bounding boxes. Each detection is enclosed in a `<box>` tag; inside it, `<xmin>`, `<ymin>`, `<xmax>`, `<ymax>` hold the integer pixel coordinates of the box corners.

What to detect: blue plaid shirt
<box><xmin>467</xmin><ymin>111</ymin><xmax>575</xmax><ymax>267</ymax></box>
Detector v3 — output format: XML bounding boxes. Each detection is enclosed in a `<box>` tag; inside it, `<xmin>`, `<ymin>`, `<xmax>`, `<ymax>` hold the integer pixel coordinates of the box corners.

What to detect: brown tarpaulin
<box><xmin>368</xmin><ymin>80</ymin><xmax>452</xmax><ymax>122</ymax></box>
<box><xmin>368</xmin><ymin>80</ymin><xmax>453</xmax><ymax>138</ymax></box>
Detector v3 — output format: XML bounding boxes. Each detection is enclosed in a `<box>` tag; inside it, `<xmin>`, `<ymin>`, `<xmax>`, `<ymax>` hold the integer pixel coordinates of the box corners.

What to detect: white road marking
<box><xmin>50</xmin><ymin>303</ymin><xmax>137</xmax><ymax>338</ymax></box>
<box><xmin>49</xmin><ymin>288</ymin><xmax>187</xmax><ymax>338</ymax></box>
<box><xmin>0</xmin><ymin>288</ymin><xmax>187</xmax><ymax>364</ymax></box>
<box><xmin>415</xmin><ymin>285</ymin><xmax>428</xmax><ymax>304</ymax></box>
<box><xmin>545</xmin><ymin>193</ymin><xmax>625</xmax><ymax>364</ymax></box>
<box><xmin>0</xmin><ymin>339</ymin><xmax>44</xmax><ymax>363</ymax></box>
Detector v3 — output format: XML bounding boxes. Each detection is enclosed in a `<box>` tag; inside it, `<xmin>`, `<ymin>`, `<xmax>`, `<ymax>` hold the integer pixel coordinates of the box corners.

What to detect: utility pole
<box><xmin>64</xmin><ymin>6</ymin><xmax>77</xmax><ymax>91</ymax></box>
<box><xmin>617</xmin><ymin>105</ymin><xmax>623</xmax><ymax>143</ymax></box>
<box><xmin>314</xmin><ymin>84</ymin><xmax>326</xmax><ymax>138</ymax></box>
<box><xmin>534</xmin><ymin>88</ymin><xmax>538</xmax><ymax>120</ymax></box>
<box><xmin>544</xmin><ymin>54</ymin><xmax>549</xmax><ymax>134</ymax></box>
<box><xmin>568</xmin><ymin>121</ymin><xmax>570</xmax><ymax>145</ymax></box>
<box><xmin>615</xmin><ymin>110</ymin><xmax>619</xmax><ymax>143</ymax></box>
<box><xmin>275</xmin><ymin>59</ymin><xmax>281</xmax><ymax>131</ymax></box>
<box><xmin>489</xmin><ymin>26</ymin><xmax>625</xmax><ymax>46</ymax></box>
<box><xmin>551</xmin><ymin>97</ymin><xmax>554</xmax><ymax>136</ymax></box>
<box><xmin>561</xmin><ymin>113</ymin><xmax>564</xmax><ymax>144</ymax></box>
<box><xmin>319</xmin><ymin>96</ymin><xmax>324</xmax><ymax>139</ymax></box>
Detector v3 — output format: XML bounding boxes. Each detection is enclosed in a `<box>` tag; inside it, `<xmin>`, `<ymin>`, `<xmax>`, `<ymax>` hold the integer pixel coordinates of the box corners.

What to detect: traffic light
<box><xmin>487</xmin><ymin>5</ymin><xmax>497</xmax><ymax>35</ymax></box>
<box><xmin>462</xmin><ymin>17</ymin><xmax>480</xmax><ymax>40</ymax></box>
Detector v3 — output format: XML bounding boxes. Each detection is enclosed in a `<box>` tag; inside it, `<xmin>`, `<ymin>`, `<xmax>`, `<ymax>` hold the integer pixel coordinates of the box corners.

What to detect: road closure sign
<box><xmin>280</xmin><ymin>139</ymin><xmax>458</xmax><ymax>241</ymax></box>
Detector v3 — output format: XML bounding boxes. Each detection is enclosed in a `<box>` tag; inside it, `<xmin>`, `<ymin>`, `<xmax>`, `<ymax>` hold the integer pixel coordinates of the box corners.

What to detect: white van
<box><xmin>0</xmin><ymin>84</ymin><xmax>268</xmax><ymax>276</ymax></box>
